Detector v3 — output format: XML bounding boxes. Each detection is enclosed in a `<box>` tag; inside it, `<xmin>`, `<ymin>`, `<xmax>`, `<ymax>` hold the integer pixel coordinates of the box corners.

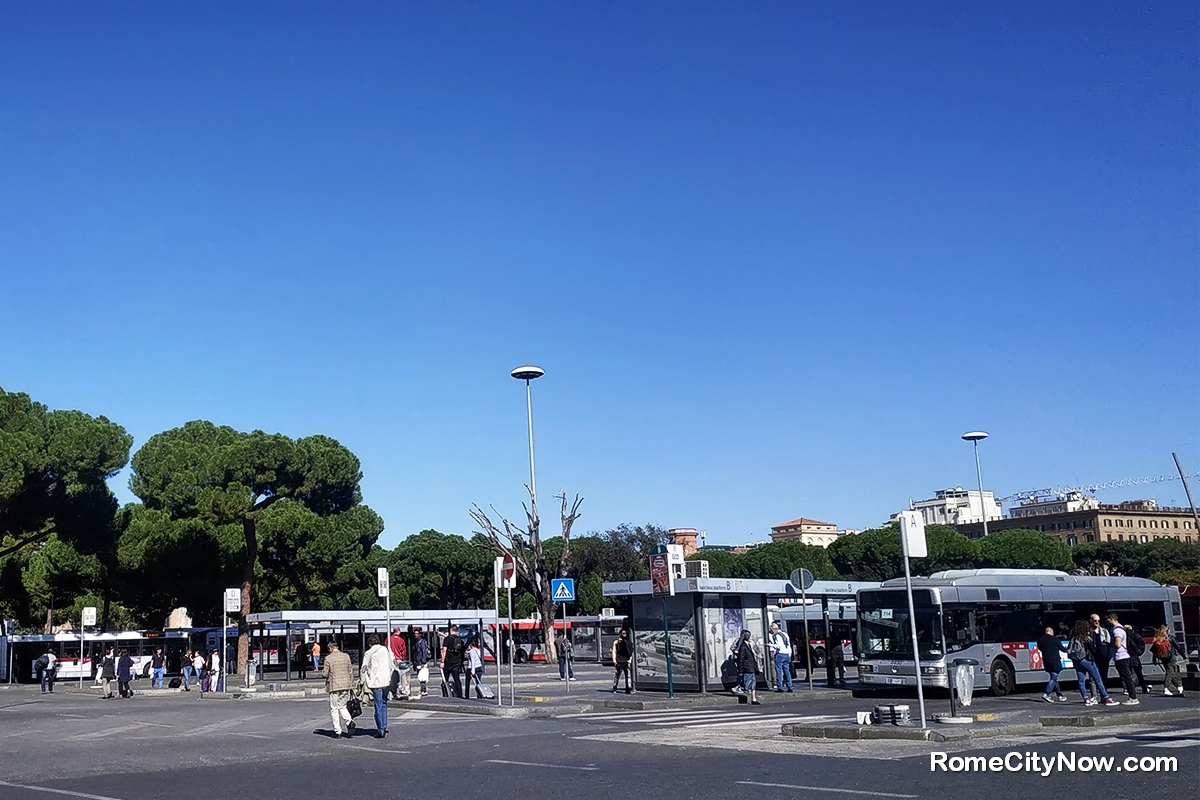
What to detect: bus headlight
<box><xmin>859</xmin><ymin>664</ymin><xmax>875</xmax><ymax>673</ymax></box>
<box><xmin>920</xmin><ymin>666</ymin><xmax>945</xmax><ymax>675</ymax></box>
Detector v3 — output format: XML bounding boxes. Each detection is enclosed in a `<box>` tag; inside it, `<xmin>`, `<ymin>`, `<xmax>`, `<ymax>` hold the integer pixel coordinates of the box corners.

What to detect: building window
<box><xmin>1139</xmin><ymin>520</ymin><xmax>1145</xmax><ymax>528</ymax></box>
<box><xmin>1140</xmin><ymin>535</ymin><xmax>1147</xmax><ymax>543</ymax></box>
<box><xmin>1106</xmin><ymin>534</ymin><xmax>1112</xmax><ymax>541</ymax></box>
<box><xmin>1067</xmin><ymin>535</ymin><xmax>1077</xmax><ymax>546</ymax></box>
<box><xmin>1086</xmin><ymin>534</ymin><xmax>1094</xmax><ymax>542</ymax></box>
<box><xmin>1175</xmin><ymin>521</ymin><xmax>1180</xmax><ymax>528</ymax></box>
<box><xmin>1104</xmin><ymin>519</ymin><xmax>1112</xmax><ymax>527</ymax></box>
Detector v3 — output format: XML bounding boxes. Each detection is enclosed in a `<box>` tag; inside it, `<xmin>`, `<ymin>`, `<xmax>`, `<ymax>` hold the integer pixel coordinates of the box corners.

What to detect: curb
<box><xmin>396</xmin><ymin>700</ymin><xmax>531</xmax><ymax>718</ymax></box>
<box><xmin>781</xmin><ymin>722</ymin><xmax>1043</xmax><ymax>742</ymax></box>
<box><xmin>1040</xmin><ymin>708</ymin><xmax>1200</xmax><ymax>728</ymax></box>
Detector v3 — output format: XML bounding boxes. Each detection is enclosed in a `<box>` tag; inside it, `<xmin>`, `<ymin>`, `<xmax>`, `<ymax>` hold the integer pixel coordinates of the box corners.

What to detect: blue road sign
<box><xmin>551</xmin><ymin>578</ymin><xmax>575</xmax><ymax>602</ymax></box>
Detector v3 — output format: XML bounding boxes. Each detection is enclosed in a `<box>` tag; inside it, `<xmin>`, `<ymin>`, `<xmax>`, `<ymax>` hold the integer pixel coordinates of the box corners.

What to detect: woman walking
<box><xmin>1068</xmin><ymin>620</ymin><xmax>1118</xmax><ymax>706</ymax></box>
<box><xmin>1150</xmin><ymin>625</ymin><xmax>1186</xmax><ymax>697</ymax></box>
<box><xmin>464</xmin><ymin>640</ymin><xmax>484</xmax><ymax>698</ymax></box>
<box><xmin>116</xmin><ymin>649</ymin><xmax>134</xmax><ymax>699</ymax></box>
<box><xmin>735</xmin><ymin>630</ymin><xmax>761</xmax><ymax>705</ymax></box>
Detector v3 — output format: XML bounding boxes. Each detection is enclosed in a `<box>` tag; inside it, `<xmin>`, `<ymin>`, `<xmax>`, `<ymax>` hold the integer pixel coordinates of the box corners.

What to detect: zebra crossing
<box><xmin>1063</xmin><ymin>727</ymin><xmax>1200</xmax><ymax>750</ymax></box>
<box><xmin>577</xmin><ymin>708</ymin><xmax>841</xmax><ymax>731</ymax></box>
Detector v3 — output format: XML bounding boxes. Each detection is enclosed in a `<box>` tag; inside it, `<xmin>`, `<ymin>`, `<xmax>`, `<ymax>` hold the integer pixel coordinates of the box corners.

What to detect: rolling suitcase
<box><xmin>475</xmin><ymin>682</ymin><xmax>495</xmax><ymax>700</ymax></box>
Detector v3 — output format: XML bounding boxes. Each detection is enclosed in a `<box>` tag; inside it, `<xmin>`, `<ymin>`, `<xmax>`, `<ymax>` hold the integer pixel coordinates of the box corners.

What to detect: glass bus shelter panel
<box><xmin>700</xmin><ymin>595</ymin><xmax>729</xmax><ymax>689</ymax></box>
<box><xmin>631</xmin><ymin>595</ymin><xmax>698</xmax><ymax>689</ymax></box>
<box><xmin>570</xmin><ymin>623</ymin><xmax>600</xmax><ymax>661</ymax></box>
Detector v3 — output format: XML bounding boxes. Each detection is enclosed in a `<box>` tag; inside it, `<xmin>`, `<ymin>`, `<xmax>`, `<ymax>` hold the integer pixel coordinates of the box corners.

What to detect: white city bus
<box><xmin>856</xmin><ymin>569</ymin><xmax>1184</xmax><ymax>696</ymax></box>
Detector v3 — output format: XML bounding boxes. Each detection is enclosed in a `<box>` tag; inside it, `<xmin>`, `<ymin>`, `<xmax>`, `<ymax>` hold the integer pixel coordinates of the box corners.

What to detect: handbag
<box><xmin>346</xmin><ymin>696</ymin><xmax>363</xmax><ymax>718</ymax></box>
<box><xmin>417</xmin><ymin>665</ymin><xmax>430</xmax><ymax>683</ymax></box>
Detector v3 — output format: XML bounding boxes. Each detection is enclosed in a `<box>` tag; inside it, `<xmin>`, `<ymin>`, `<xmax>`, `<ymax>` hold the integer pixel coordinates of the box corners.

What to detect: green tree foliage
<box><xmin>0</xmin><ymin>388</ymin><xmax>132</xmax><ymax>558</ymax></box>
<box><xmin>567</xmin><ymin>524</ymin><xmax>669</xmax><ymax>583</ymax></box>
<box><xmin>977</xmin><ymin>528</ymin><xmax>1075</xmax><ymax>571</ymax></box>
<box><xmin>383</xmin><ymin>529</ymin><xmax>493</xmax><ymax>610</ymax></box>
<box><xmin>130</xmin><ymin>421</ymin><xmax>381</xmax><ymax>664</ymax></box>
<box><xmin>1073</xmin><ymin>538</ymin><xmax>1200</xmax><ymax>579</ymax></box>
<box><xmin>687</xmin><ymin>540</ymin><xmax>838</xmax><ymax>580</ymax></box>
<box><xmin>1149</xmin><ymin>568</ymin><xmax>1200</xmax><ymax>587</ymax></box>
<box><xmin>828</xmin><ymin>524</ymin><xmax>981</xmax><ymax>581</ymax></box>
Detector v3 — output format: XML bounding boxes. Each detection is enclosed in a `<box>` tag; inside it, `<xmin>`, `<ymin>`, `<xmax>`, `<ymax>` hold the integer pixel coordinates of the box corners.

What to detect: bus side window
<box><xmin>944</xmin><ymin>609</ymin><xmax>977</xmax><ymax>652</ymax></box>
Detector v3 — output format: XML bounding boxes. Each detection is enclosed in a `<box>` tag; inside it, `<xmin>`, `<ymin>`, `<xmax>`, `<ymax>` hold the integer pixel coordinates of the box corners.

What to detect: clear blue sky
<box><xmin>2</xmin><ymin>4</ymin><xmax>1196</xmax><ymax>547</ymax></box>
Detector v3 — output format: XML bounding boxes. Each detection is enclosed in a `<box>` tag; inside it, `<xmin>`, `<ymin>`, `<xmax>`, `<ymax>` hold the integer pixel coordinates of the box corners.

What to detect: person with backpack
<box><xmin>555</xmin><ymin>631</ymin><xmax>575</xmax><ymax>681</ymax></box>
<box><xmin>736</xmin><ymin>629</ymin><xmax>761</xmax><ymax>705</ymax></box>
<box><xmin>1150</xmin><ymin>625</ymin><xmax>1186</xmax><ymax>697</ymax></box>
<box><xmin>34</xmin><ymin>650</ymin><xmax>55</xmax><ymax>694</ymax></box>
<box><xmin>1122</xmin><ymin>624</ymin><xmax>1150</xmax><ymax>695</ymax></box>
<box><xmin>767</xmin><ymin>622</ymin><xmax>793</xmax><ymax>693</ymax></box>
<box><xmin>1068</xmin><ymin>620</ymin><xmax>1118</xmax><ymax>706</ymax></box>
<box><xmin>440</xmin><ymin>624</ymin><xmax>464</xmax><ymax>698</ymax></box>
<box><xmin>100</xmin><ymin>647</ymin><xmax>116</xmax><ymax>699</ymax></box>
<box><xmin>611</xmin><ymin>628</ymin><xmax>633</xmax><ymax>694</ymax></box>
<box><xmin>1035</xmin><ymin>626</ymin><xmax>1069</xmax><ymax>703</ymax></box>
<box><xmin>1105</xmin><ymin>613</ymin><xmax>1139</xmax><ymax>705</ymax></box>
<box><xmin>194</xmin><ymin>651</ymin><xmax>208</xmax><ymax>694</ymax></box>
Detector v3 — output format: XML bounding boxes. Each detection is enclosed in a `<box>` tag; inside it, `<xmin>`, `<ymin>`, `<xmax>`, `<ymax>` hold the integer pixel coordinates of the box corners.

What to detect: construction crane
<box><xmin>1000</xmin><ymin>471</ymin><xmax>1200</xmax><ymax>505</ymax></box>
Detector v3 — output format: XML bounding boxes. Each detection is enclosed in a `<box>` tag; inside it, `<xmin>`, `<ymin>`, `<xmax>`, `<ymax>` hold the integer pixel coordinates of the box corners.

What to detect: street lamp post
<box><xmin>961</xmin><ymin>431</ymin><xmax>990</xmax><ymax>536</ymax></box>
<box><xmin>510</xmin><ymin>366</ymin><xmax>545</xmax><ymax>506</ymax></box>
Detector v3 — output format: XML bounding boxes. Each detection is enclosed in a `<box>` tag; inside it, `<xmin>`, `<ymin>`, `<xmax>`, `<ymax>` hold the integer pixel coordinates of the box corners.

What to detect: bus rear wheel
<box><xmin>990</xmin><ymin>659</ymin><xmax>1015</xmax><ymax>697</ymax></box>
<box><xmin>514</xmin><ymin>649</ymin><xmax>528</xmax><ymax>664</ymax></box>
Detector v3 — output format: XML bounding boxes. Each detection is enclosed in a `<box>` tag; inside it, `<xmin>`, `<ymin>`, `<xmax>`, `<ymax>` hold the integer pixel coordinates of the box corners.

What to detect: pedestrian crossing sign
<box><xmin>552</xmin><ymin>578</ymin><xmax>575</xmax><ymax>602</ymax></box>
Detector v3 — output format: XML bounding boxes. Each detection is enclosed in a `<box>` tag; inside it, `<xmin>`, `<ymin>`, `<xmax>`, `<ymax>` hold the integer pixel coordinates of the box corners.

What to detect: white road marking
<box><xmin>228</xmin><ymin>732</ymin><xmax>273</xmax><ymax>740</ymax></box>
<box><xmin>69</xmin><ymin>722</ymin><xmax>166</xmax><ymax>740</ymax></box>
<box><xmin>675</xmin><ymin>715</ymin><xmax>841</xmax><ymax>730</ymax></box>
<box><xmin>179</xmin><ymin>714</ymin><xmax>266</xmax><ymax>736</ymax></box>
<box><xmin>487</xmin><ymin>759</ymin><xmax>598</xmax><ymax>771</ymax></box>
<box><xmin>0</xmin><ymin>780</ymin><xmax>128</xmax><ymax>800</ymax></box>
<box><xmin>341</xmin><ymin>744</ymin><xmax>412</xmax><ymax>754</ymax></box>
<box><xmin>737</xmin><ymin>780</ymin><xmax>917</xmax><ymax>798</ymax></box>
<box><xmin>1143</xmin><ymin>739</ymin><xmax>1200</xmax><ymax>749</ymax></box>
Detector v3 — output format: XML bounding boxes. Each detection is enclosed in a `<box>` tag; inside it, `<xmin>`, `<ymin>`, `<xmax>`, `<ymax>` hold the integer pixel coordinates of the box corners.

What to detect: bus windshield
<box><xmin>858</xmin><ymin>594</ymin><xmax>944</xmax><ymax>660</ymax></box>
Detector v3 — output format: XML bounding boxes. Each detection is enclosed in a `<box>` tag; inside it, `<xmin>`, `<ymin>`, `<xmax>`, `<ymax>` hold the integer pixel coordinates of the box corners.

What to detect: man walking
<box><xmin>361</xmin><ymin>634</ymin><xmax>391</xmax><ymax>739</ymax></box>
<box><xmin>611</xmin><ymin>628</ymin><xmax>633</xmax><ymax>694</ymax></box>
<box><xmin>150</xmin><ymin>647</ymin><xmax>165</xmax><ymax>689</ymax></box>
<box><xmin>555</xmin><ymin>630</ymin><xmax>575</xmax><ymax>681</ymax></box>
<box><xmin>412</xmin><ymin>629</ymin><xmax>430</xmax><ymax>698</ymax></box>
<box><xmin>35</xmin><ymin>649</ymin><xmax>56</xmax><ymax>694</ymax></box>
<box><xmin>1035</xmin><ymin>626</ymin><xmax>1068</xmax><ymax>702</ymax></box>
<box><xmin>1106</xmin><ymin>613</ymin><xmax>1139</xmax><ymax>705</ymax></box>
<box><xmin>210</xmin><ymin>647</ymin><xmax>223</xmax><ymax>693</ymax></box>
<box><xmin>826</xmin><ymin>625</ymin><xmax>846</xmax><ymax>687</ymax></box>
<box><xmin>322</xmin><ymin>641</ymin><xmax>355</xmax><ymax>738</ymax></box>
<box><xmin>768</xmin><ymin>622</ymin><xmax>792</xmax><ymax>693</ymax></box>
<box><xmin>440</xmin><ymin>624</ymin><xmax>464</xmax><ymax>698</ymax></box>
<box><xmin>1089</xmin><ymin>613</ymin><xmax>1111</xmax><ymax>695</ymax></box>
<box><xmin>311</xmin><ymin>641</ymin><xmax>321</xmax><ymax>673</ymax></box>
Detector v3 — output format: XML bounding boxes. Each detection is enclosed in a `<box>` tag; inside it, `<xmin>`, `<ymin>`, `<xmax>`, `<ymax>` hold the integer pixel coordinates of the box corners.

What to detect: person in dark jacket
<box><xmin>735</xmin><ymin>630</ymin><xmax>761</xmax><ymax>705</ymax></box>
<box><xmin>100</xmin><ymin>647</ymin><xmax>117</xmax><ymax>699</ymax></box>
<box><xmin>1035</xmin><ymin>626</ymin><xmax>1068</xmax><ymax>703</ymax></box>
<box><xmin>116</xmin><ymin>649</ymin><xmax>134</xmax><ymax>699</ymax></box>
<box><xmin>293</xmin><ymin>642</ymin><xmax>308</xmax><ymax>680</ymax></box>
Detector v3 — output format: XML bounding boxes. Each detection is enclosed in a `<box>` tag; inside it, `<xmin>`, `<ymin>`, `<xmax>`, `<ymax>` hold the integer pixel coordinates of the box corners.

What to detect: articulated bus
<box><xmin>856</xmin><ymin>569</ymin><xmax>1185</xmax><ymax>696</ymax></box>
<box><xmin>4</xmin><ymin>628</ymin><xmax>239</xmax><ymax>684</ymax></box>
<box><xmin>481</xmin><ymin>616</ymin><xmax>629</xmax><ymax>664</ymax></box>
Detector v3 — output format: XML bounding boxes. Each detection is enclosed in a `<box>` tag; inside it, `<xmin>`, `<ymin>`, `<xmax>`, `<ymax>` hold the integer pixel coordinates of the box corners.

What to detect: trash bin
<box><xmin>951</xmin><ymin>658</ymin><xmax>979</xmax><ymax>715</ymax></box>
<box><xmin>244</xmin><ymin>657</ymin><xmax>258</xmax><ymax>688</ymax></box>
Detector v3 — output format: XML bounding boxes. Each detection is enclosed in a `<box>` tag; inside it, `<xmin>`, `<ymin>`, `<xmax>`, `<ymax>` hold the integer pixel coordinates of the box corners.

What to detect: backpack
<box><xmin>1125</xmin><ymin>630</ymin><xmax>1145</xmax><ymax>658</ymax></box>
<box><xmin>34</xmin><ymin>655</ymin><xmax>49</xmax><ymax>673</ymax></box>
<box><xmin>1150</xmin><ymin>639</ymin><xmax>1171</xmax><ymax>659</ymax></box>
<box><xmin>616</xmin><ymin>638</ymin><xmax>632</xmax><ymax>660</ymax></box>
<box><xmin>1066</xmin><ymin>638</ymin><xmax>1089</xmax><ymax>663</ymax></box>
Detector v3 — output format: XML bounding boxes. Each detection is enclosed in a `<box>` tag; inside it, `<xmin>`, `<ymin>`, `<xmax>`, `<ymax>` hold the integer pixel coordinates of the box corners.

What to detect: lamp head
<box><xmin>961</xmin><ymin>431</ymin><xmax>989</xmax><ymax>443</ymax></box>
<box><xmin>511</xmin><ymin>366</ymin><xmax>545</xmax><ymax>381</ymax></box>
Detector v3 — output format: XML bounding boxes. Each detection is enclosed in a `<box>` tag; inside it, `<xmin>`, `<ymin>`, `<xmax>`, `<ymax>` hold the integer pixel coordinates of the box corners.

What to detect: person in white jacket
<box><xmin>361</xmin><ymin>634</ymin><xmax>392</xmax><ymax>739</ymax></box>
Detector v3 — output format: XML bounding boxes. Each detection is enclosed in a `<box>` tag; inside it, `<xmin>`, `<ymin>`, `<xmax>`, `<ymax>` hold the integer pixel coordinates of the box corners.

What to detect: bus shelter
<box><xmin>602</xmin><ymin>577</ymin><xmax>876</xmax><ymax>693</ymax></box>
<box><xmin>246</xmin><ymin>609</ymin><xmax>498</xmax><ymax>681</ymax></box>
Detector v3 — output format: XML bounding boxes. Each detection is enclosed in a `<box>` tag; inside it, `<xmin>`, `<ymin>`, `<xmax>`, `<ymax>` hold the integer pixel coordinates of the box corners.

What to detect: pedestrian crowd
<box><xmin>1036</xmin><ymin>612</ymin><xmax>1187</xmax><ymax>705</ymax></box>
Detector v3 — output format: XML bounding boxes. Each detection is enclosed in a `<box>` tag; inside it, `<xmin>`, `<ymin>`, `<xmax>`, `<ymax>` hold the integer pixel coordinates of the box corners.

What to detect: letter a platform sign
<box><xmin>551</xmin><ymin>578</ymin><xmax>575</xmax><ymax>602</ymax></box>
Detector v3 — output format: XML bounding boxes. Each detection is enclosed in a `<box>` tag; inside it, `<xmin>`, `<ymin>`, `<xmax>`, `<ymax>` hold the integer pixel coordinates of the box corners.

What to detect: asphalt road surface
<box><xmin>0</xmin><ymin>687</ymin><xmax>1195</xmax><ymax>799</ymax></box>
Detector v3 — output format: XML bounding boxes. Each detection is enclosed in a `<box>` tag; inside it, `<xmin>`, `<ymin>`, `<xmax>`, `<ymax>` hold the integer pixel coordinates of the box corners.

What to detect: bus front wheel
<box><xmin>990</xmin><ymin>659</ymin><xmax>1015</xmax><ymax>697</ymax></box>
